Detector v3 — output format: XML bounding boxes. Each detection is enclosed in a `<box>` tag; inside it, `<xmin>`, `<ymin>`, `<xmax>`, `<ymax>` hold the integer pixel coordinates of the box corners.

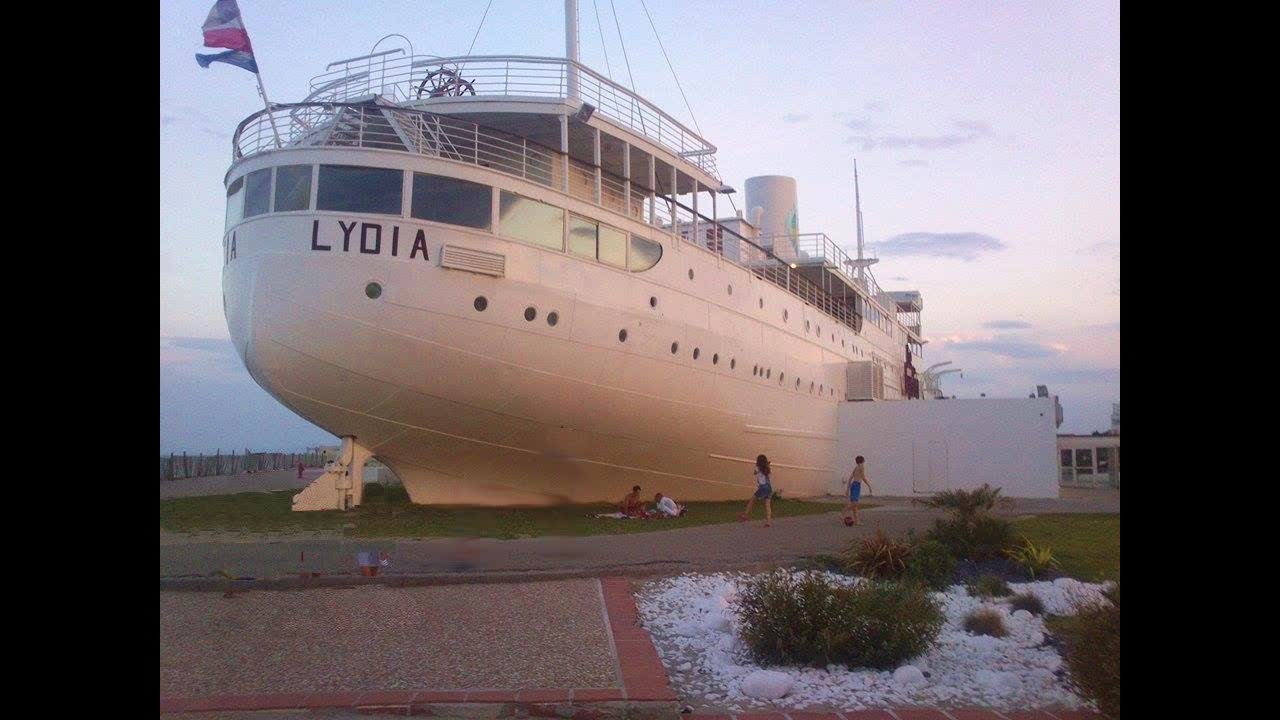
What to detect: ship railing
<box><xmin>307</xmin><ymin>54</ymin><xmax>719</xmax><ymax>178</ymax></box>
<box><xmin>232</xmin><ymin>102</ymin><xmax>873</xmax><ymax>337</ymax></box>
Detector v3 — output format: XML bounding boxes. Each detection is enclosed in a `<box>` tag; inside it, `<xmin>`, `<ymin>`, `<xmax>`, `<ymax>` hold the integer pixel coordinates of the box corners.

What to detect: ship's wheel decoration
<box><xmin>416</xmin><ymin>67</ymin><xmax>476</xmax><ymax>98</ymax></box>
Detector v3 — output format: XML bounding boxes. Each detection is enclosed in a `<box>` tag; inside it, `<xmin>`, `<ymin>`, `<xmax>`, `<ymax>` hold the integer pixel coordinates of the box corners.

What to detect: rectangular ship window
<box><xmin>499</xmin><ymin>191</ymin><xmax>563</xmax><ymax>250</ymax></box>
<box><xmin>243</xmin><ymin>168</ymin><xmax>272</xmax><ymax>218</ymax></box>
<box><xmin>598</xmin><ymin>225</ymin><xmax>628</xmax><ymax>268</ymax></box>
<box><xmin>568</xmin><ymin>215</ymin><xmax>597</xmax><ymax>258</ymax></box>
<box><xmin>225</xmin><ymin>176</ymin><xmax>244</xmax><ymax>230</ymax></box>
<box><xmin>317</xmin><ymin>165</ymin><xmax>403</xmax><ymax>215</ymax></box>
<box><xmin>274</xmin><ymin>165</ymin><xmax>312</xmax><ymax>212</ymax></box>
<box><xmin>412</xmin><ymin>174</ymin><xmax>492</xmax><ymax>230</ymax></box>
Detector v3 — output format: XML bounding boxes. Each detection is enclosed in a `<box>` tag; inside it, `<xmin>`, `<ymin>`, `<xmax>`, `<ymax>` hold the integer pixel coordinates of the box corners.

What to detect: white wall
<box><xmin>834</xmin><ymin>397</ymin><xmax>1059</xmax><ymax>498</ymax></box>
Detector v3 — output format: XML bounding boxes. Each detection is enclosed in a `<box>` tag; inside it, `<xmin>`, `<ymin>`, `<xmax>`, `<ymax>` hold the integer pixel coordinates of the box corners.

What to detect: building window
<box><xmin>569</xmin><ymin>215</ymin><xmax>597</xmax><ymax>258</ymax></box>
<box><xmin>317</xmin><ymin>165</ymin><xmax>403</xmax><ymax>215</ymax></box>
<box><xmin>1075</xmin><ymin>448</ymin><xmax>1094</xmax><ymax>470</ymax></box>
<box><xmin>598</xmin><ymin>225</ymin><xmax>627</xmax><ymax>268</ymax></box>
<box><xmin>412</xmin><ymin>173</ymin><xmax>492</xmax><ymax>229</ymax></box>
<box><xmin>499</xmin><ymin>191</ymin><xmax>564</xmax><ymax>250</ymax></box>
<box><xmin>243</xmin><ymin>168</ymin><xmax>272</xmax><ymax>218</ymax></box>
<box><xmin>274</xmin><ymin>164</ymin><xmax>312</xmax><ymax>212</ymax></box>
<box><xmin>1096</xmin><ymin>447</ymin><xmax>1111</xmax><ymax>472</ymax></box>
<box><xmin>1060</xmin><ymin>449</ymin><xmax>1072</xmax><ymax>467</ymax></box>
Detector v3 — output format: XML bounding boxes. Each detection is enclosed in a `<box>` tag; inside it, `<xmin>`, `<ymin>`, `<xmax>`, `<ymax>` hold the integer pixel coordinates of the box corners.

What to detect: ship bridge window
<box><xmin>499</xmin><ymin>191</ymin><xmax>564</xmax><ymax>250</ymax></box>
<box><xmin>274</xmin><ymin>165</ymin><xmax>313</xmax><ymax>213</ymax></box>
<box><xmin>628</xmin><ymin>236</ymin><xmax>662</xmax><ymax>272</ymax></box>
<box><xmin>243</xmin><ymin>168</ymin><xmax>272</xmax><ymax>218</ymax></box>
<box><xmin>569</xmin><ymin>215</ymin><xmax>628</xmax><ymax>269</ymax></box>
<box><xmin>412</xmin><ymin>173</ymin><xmax>492</xmax><ymax>230</ymax></box>
<box><xmin>225</xmin><ymin>176</ymin><xmax>244</xmax><ymax>231</ymax></box>
<box><xmin>317</xmin><ymin>165</ymin><xmax>403</xmax><ymax>215</ymax></box>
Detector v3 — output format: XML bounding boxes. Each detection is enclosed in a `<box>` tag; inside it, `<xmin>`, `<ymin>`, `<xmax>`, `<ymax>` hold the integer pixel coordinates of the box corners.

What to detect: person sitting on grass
<box><xmin>652</xmin><ymin>492</ymin><xmax>685</xmax><ymax>518</ymax></box>
<box><xmin>618</xmin><ymin>485</ymin><xmax>645</xmax><ymax>517</ymax></box>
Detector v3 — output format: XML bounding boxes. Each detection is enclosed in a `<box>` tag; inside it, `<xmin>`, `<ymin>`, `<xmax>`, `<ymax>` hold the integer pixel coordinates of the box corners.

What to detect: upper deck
<box><xmin>304</xmin><ymin>52</ymin><xmax>719</xmax><ymax>182</ymax></box>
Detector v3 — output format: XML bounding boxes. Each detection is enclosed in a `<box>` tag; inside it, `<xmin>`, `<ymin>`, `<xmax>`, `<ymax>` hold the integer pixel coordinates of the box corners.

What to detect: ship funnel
<box><xmin>744</xmin><ymin>175</ymin><xmax>799</xmax><ymax>259</ymax></box>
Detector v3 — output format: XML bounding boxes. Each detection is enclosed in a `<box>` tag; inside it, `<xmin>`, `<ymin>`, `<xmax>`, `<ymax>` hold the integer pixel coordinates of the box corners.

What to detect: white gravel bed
<box><xmin>635</xmin><ymin>571</ymin><xmax>1112</xmax><ymax>712</ymax></box>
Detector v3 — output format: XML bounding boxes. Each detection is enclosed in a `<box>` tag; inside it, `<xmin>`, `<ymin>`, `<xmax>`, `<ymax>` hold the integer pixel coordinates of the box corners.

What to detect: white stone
<box><xmin>1012</xmin><ymin>609</ymin><xmax>1033</xmax><ymax>622</ymax></box>
<box><xmin>740</xmin><ymin>670</ymin><xmax>794</xmax><ymax>699</ymax></box>
<box><xmin>892</xmin><ymin>665</ymin><xmax>927</xmax><ymax>688</ymax></box>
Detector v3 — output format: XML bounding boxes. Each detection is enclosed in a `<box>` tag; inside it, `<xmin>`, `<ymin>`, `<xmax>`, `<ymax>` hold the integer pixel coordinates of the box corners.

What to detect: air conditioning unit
<box><xmin>845</xmin><ymin>360</ymin><xmax>884</xmax><ymax>401</ymax></box>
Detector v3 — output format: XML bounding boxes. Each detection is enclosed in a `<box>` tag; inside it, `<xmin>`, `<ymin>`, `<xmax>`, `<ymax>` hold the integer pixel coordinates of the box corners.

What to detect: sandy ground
<box><xmin>160</xmin><ymin>580</ymin><xmax>620</xmax><ymax>697</ymax></box>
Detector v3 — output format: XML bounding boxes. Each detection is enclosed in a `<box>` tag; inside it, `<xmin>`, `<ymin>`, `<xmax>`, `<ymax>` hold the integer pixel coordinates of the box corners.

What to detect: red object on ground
<box><xmin>359</xmin><ymin>566</ymin><xmax>379</xmax><ymax>577</ymax></box>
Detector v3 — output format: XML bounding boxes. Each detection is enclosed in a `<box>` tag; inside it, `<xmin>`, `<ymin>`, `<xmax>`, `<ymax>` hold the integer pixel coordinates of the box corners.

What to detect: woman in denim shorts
<box><xmin>739</xmin><ymin>454</ymin><xmax>774</xmax><ymax>527</ymax></box>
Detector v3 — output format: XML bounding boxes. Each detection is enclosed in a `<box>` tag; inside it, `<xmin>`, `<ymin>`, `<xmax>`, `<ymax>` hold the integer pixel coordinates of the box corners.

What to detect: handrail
<box><xmin>307</xmin><ymin>54</ymin><xmax>719</xmax><ymax>178</ymax></box>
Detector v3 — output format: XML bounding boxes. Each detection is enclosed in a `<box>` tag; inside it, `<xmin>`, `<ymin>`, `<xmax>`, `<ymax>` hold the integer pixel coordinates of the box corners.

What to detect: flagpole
<box><xmin>235</xmin><ymin>2</ymin><xmax>283</xmax><ymax>148</ymax></box>
<box><xmin>252</xmin><ymin>71</ymin><xmax>284</xmax><ymax>148</ymax></box>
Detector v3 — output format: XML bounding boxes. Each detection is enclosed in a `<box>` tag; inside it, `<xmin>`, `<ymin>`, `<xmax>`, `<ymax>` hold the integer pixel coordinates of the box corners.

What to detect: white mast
<box><xmin>854</xmin><ymin>159</ymin><xmax>866</xmax><ymax>285</ymax></box>
<box><xmin>565</xmin><ymin>0</ymin><xmax>580</xmax><ymax>101</ymax></box>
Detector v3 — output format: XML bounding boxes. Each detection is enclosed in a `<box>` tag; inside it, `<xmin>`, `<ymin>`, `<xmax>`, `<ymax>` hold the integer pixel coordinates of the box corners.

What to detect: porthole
<box><xmin>727</xmin><ymin>284</ymin><xmax>733</xmax><ymax>295</ymax></box>
<box><xmin>618</xmin><ymin>329</ymin><xmax>628</xmax><ymax>342</ymax></box>
<box><xmin>842</xmin><ymin>340</ymin><xmax>846</xmax><ymax>348</ymax></box>
<box><xmin>780</xmin><ymin>373</ymin><xmax>785</xmax><ymax>384</ymax></box>
<box><xmin>759</xmin><ymin>298</ymin><xmax>764</xmax><ymax>309</ymax></box>
<box><xmin>473</xmin><ymin>296</ymin><xmax>488</xmax><ymax>312</ymax></box>
<box><xmin>753</xmin><ymin>365</ymin><xmax>758</xmax><ymax>376</ymax></box>
<box><xmin>650</xmin><ymin>296</ymin><xmax>658</xmax><ymax>308</ymax></box>
<box><xmin>671</xmin><ymin>342</ymin><xmax>679</xmax><ymax>354</ymax></box>
<box><xmin>364</xmin><ymin>282</ymin><xmax>382</xmax><ymax>299</ymax></box>
<box><xmin>767</xmin><ymin>369</ymin><xmax>772</xmax><ymax>379</ymax></box>
<box><xmin>712</xmin><ymin>353</ymin><xmax>719</xmax><ymax>365</ymax></box>
<box><xmin>688</xmin><ymin>268</ymin><xmax>695</xmax><ymax>280</ymax></box>
<box><xmin>805</xmin><ymin>320</ymin><xmax>811</xmax><ymax>332</ymax></box>
<box><xmin>693</xmin><ymin>347</ymin><xmax>701</xmax><ymax>360</ymax></box>
<box><xmin>820</xmin><ymin>384</ymin><xmax>824</xmax><ymax>394</ymax></box>
<box><xmin>524</xmin><ymin>306</ymin><xmax>537</xmax><ymax>322</ymax></box>
<box><xmin>817</xmin><ymin>325</ymin><xmax>822</xmax><ymax>336</ymax></box>
<box><xmin>730</xmin><ymin>358</ymin><xmax>736</xmax><ymax>370</ymax></box>
<box><xmin>783</xmin><ymin>309</ymin><xmax>789</xmax><ymax>322</ymax></box>
<box><xmin>547</xmin><ymin>311</ymin><xmax>559</xmax><ymax>327</ymax></box>
<box><xmin>796</xmin><ymin>378</ymin><xmax>801</xmax><ymax>390</ymax></box>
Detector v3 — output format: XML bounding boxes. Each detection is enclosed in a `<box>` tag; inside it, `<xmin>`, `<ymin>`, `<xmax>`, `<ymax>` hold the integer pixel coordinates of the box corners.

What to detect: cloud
<box><xmin>159</xmin><ymin>101</ymin><xmax>231</xmax><ymax>139</ymax></box>
<box><xmin>782</xmin><ymin>113</ymin><xmax>809</xmax><ymax>123</ymax></box>
<box><xmin>160</xmin><ymin>336</ymin><xmax>334</xmax><ymax>453</ymax></box>
<box><xmin>848</xmin><ymin>119</ymin><xmax>992</xmax><ymax>151</ymax></box>
<box><xmin>901</xmin><ymin>159</ymin><xmax>929</xmax><ymax>167</ymax></box>
<box><xmin>889</xmin><ymin>276</ymin><xmax>910</xmax><ymax>282</ymax></box>
<box><xmin>844</xmin><ymin>117</ymin><xmax>876</xmax><ymax>131</ymax></box>
<box><xmin>943</xmin><ymin>337</ymin><xmax>1061</xmax><ymax>359</ymax></box>
<box><xmin>871</xmin><ymin>232</ymin><xmax>1006</xmax><ymax>261</ymax></box>
<box><xmin>983</xmin><ymin>320</ymin><xmax>1034</xmax><ymax>330</ymax></box>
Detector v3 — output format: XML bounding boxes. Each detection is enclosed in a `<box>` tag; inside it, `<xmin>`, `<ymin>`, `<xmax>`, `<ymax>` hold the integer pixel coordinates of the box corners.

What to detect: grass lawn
<box><xmin>1011</xmin><ymin>513</ymin><xmax>1119</xmax><ymax>582</ymax></box>
<box><xmin>159</xmin><ymin>484</ymin><xmax>841</xmax><ymax>539</ymax></box>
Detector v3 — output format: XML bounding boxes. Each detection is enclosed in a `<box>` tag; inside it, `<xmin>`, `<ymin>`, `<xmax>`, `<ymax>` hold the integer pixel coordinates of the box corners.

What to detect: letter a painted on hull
<box><xmin>411</xmin><ymin>229</ymin><xmax>429</xmax><ymax>261</ymax></box>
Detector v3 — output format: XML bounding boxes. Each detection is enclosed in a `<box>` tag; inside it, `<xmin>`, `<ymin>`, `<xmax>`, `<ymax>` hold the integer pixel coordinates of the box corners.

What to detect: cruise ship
<box><xmin>221</xmin><ymin>2</ymin><xmax>930</xmax><ymax>509</ymax></box>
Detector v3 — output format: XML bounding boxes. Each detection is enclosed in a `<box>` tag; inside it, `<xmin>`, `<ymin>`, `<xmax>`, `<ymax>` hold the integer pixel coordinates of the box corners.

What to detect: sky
<box><xmin>159</xmin><ymin>0</ymin><xmax>1119</xmax><ymax>452</ymax></box>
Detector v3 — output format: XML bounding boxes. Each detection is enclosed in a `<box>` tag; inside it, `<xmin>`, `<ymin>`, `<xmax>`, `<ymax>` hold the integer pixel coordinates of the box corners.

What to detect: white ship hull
<box><xmin>223</xmin><ymin>153</ymin><xmax>911</xmax><ymax>505</ymax></box>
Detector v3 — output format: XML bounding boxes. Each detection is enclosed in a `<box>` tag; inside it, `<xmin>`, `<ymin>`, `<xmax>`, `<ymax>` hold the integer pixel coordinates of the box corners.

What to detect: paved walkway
<box><xmin>160</xmin><ymin>490</ymin><xmax>1118</xmax><ymax>583</ymax></box>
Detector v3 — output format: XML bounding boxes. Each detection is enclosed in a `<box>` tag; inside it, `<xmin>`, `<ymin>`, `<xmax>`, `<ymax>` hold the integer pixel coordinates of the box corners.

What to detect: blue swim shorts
<box><xmin>848</xmin><ymin>481</ymin><xmax>862</xmax><ymax>502</ymax></box>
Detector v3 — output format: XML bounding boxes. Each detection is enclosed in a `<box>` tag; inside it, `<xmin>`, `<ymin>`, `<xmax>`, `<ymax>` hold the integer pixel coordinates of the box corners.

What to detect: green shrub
<box><xmin>962</xmin><ymin>607</ymin><xmax>1008</xmax><ymax>637</ymax></box>
<box><xmin>1009</xmin><ymin>592</ymin><xmax>1045</xmax><ymax>615</ymax></box>
<box><xmin>966</xmin><ymin>574</ymin><xmax>1012</xmax><ymax>598</ymax></box>
<box><xmin>736</xmin><ymin>571</ymin><xmax>943</xmax><ymax>670</ymax></box>
<box><xmin>919</xmin><ymin>484</ymin><xmax>1002</xmax><ymax>517</ymax></box>
<box><xmin>1004</xmin><ymin>537</ymin><xmax>1061</xmax><ymax>580</ymax></box>
<box><xmin>926</xmin><ymin>514</ymin><xmax>1015</xmax><ymax>560</ymax></box>
<box><xmin>903</xmin><ymin>539</ymin><xmax>956</xmax><ymax>590</ymax></box>
<box><xmin>844</xmin><ymin>530</ymin><xmax>912</xmax><ymax>580</ymax></box>
<box><xmin>1059</xmin><ymin>583</ymin><xmax>1120</xmax><ymax>717</ymax></box>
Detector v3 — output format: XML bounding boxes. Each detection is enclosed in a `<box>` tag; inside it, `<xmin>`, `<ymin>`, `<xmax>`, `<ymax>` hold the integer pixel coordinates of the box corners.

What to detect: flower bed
<box><xmin>635</xmin><ymin>571</ymin><xmax>1111</xmax><ymax>712</ymax></box>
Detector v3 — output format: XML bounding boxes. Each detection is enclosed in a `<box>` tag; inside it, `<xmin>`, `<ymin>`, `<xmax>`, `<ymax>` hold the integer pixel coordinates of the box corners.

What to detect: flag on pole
<box><xmin>195</xmin><ymin>0</ymin><xmax>259</xmax><ymax>73</ymax></box>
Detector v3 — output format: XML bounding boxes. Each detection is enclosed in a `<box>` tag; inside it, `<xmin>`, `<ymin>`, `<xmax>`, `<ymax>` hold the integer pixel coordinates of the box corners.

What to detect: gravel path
<box><xmin>160</xmin><ymin>580</ymin><xmax>619</xmax><ymax>697</ymax></box>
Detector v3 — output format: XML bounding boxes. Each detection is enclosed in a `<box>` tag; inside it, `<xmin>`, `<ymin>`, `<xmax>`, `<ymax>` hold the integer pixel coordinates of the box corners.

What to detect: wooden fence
<box><xmin>159</xmin><ymin>449</ymin><xmax>328</xmax><ymax>481</ymax></box>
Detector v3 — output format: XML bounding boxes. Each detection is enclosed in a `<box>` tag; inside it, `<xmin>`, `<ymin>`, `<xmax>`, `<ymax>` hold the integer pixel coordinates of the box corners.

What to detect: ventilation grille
<box><xmin>440</xmin><ymin>244</ymin><xmax>505</xmax><ymax>277</ymax></box>
<box><xmin>845</xmin><ymin>360</ymin><xmax>885</xmax><ymax>401</ymax></box>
